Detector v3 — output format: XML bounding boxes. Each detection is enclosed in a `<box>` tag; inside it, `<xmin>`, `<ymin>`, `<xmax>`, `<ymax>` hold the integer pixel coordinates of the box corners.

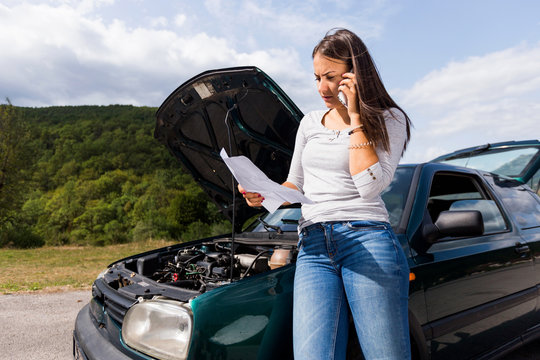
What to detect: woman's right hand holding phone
<box><xmin>338</xmin><ymin>70</ymin><xmax>360</xmax><ymax>121</ymax></box>
<box><xmin>237</xmin><ymin>184</ymin><xmax>264</xmax><ymax>207</ymax></box>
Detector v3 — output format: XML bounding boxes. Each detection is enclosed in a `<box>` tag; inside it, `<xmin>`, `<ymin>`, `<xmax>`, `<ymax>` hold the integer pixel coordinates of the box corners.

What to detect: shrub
<box><xmin>3</xmin><ymin>227</ymin><xmax>45</xmax><ymax>249</ymax></box>
<box><xmin>181</xmin><ymin>220</ymin><xmax>211</xmax><ymax>242</ymax></box>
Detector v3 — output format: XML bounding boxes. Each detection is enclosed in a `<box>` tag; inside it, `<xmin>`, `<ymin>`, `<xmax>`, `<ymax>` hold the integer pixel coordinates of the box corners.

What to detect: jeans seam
<box><xmin>331</xmin><ymin>223</ymin><xmax>338</xmax><ymax>258</ymax></box>
<box><xmin>324</xmin><ymin>224</ymin><xmax>339</xmax><ymax>270</ymax></box>
<box><xmin>390</xmin><ymin>237</ymin><xmax>410</xmax><ymax>359</ymax></box>
<box><xmin>391</xmin><ymin>236</ymin><xmax>407</xmax><ymax>277</ymax></box>
<box><xmin>329</xmin><ymin>224</ymin><xmax>334</xmax><ymax>258</ymax></box>
<box><xmin>329</xmin><ymin>289</ymin><xmax>342</xmax><ymax>360</ymax></box>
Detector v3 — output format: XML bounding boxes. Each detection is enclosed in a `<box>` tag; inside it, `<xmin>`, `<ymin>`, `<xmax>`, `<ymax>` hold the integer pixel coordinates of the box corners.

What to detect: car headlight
<box><xmin>122</xmin><ymin>298</ymin><xmax>193</xmax><ymax>360</ymax></box>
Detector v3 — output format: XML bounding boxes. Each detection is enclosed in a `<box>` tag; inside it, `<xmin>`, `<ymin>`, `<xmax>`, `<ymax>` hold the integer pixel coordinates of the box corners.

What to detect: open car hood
<box><xmin>155</xmin><ymin>67</ymin><xmax>304</xmax><ymax>230</ymax></box>
<box><xmin>430</xmin><ymin>140</ymin><xmax>540</xmax><ymax>184</ymax></box>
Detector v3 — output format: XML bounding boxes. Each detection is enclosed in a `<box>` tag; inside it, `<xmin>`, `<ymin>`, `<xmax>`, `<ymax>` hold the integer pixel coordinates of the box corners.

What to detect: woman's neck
<box><xmin>322</xmin><ymin>108</ymin><xmax>351</xmax><ymax>130</ymax></box>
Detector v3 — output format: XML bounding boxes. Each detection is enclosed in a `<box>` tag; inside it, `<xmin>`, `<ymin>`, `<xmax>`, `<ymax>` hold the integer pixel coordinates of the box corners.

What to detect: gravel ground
<box><xmin>0</xmin><ymin>290</ymin><xmax>90</xmax><ymax>360</ymax></box>
<box><xmin>0</xmin><ymin>290</ymin><xmax>539</xmax><ymax>359</ymax></box>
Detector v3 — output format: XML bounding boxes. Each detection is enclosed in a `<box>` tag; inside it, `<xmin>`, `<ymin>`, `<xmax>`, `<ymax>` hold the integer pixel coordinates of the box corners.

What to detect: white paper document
<box><xmin>220</xmin><ymin>148</ymin><xmax>313</xmax><ymax>213</ymax></box>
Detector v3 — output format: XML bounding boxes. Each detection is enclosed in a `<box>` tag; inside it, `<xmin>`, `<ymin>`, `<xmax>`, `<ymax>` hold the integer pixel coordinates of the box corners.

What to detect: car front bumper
<box><xmin>73</xmin><ymin>303</ymin><xmax>141</xmax><ymax>360</ymax></box>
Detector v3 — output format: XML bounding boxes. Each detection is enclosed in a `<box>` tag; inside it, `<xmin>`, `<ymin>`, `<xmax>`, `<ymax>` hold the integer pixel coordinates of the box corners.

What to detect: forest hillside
<box><xmin>0</xmin><ymin>104</ymin><xmax>229</xmax><ymax>248</ymax></box>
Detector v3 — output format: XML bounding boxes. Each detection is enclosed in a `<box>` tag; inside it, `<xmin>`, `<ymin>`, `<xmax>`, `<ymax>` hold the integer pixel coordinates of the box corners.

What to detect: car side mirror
<box><xmin>435</xmin><ymin>210</ymin><xmax>484</xmax><ymax>238</ymax></box>
<box><xmin>413</xmin><ymin>210</ymin><xmax>484</xmax><ymax>255</ymax></box>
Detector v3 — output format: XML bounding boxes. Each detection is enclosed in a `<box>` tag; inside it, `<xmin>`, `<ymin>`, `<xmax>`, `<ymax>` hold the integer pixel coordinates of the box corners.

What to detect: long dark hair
<box><xmin>313</xmin><ymin>28</ymin><xmax>411</xmax><ymax>153</ymax></box>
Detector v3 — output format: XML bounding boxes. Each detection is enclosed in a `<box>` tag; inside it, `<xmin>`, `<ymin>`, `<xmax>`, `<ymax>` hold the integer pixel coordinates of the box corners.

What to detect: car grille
<box><xmin>93</xmin><ymin>279</ymin><xmax>137</xmax><ymax>325</ymax></box>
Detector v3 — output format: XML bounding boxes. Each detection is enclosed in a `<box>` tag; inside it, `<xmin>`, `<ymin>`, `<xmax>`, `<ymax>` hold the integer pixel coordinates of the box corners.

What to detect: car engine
<box><xmin>109</xmin><ymin>240</ymin><xmax>296</xmax><ymax>295</ymax></box>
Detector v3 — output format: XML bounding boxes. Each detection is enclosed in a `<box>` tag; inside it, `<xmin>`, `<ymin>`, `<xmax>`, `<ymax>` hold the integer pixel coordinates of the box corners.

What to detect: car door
<box><xmin>409</xmin><ymin>166</ymin><xmax>536</xmax><ymax>360</ymax></box>
<box><xmin>486</xmin><ymin>173</ymin><xmax>540</xmax><ymax>322</ymax></box>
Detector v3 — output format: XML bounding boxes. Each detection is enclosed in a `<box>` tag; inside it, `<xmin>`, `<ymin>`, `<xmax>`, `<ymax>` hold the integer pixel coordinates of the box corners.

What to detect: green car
<box><xmin>73</xmin><ymin>67</ymin><xmax>540</xmax><ymax>360</ymax></box>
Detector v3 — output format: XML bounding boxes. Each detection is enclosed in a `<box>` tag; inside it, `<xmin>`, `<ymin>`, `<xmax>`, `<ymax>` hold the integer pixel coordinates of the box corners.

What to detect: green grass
<box><xmin>0</xmin><ymin>239</ymin><xmax>176</xmax><ymax>293</ymax></box>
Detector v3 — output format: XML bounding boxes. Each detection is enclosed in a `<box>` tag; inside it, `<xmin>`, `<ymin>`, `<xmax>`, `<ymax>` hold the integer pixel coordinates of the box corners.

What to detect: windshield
<box><xmin>381</xmin><ymin>166</ymin><xmax>415</xmax><ymax>229</ymax></box>
<box><xmin>245</xmin><ymin>207</ymin><xmax>302</xmax><ymax>233</ymax></box>
<box><xmin>438</xmin><ymin>147</ymin><xmax>539</xmax><ymax>178</ymax></box>
<box><xmin>244</xmin><ymin>166</ymin><xmax>415</xmax><ymax>233</ymax></box>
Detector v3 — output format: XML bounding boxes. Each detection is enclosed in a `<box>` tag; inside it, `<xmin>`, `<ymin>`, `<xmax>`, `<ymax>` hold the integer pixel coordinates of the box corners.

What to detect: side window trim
<box><xmin>481</xmin><ymin>173</ymin><xmax>514</xmax><ymax>232</ymax></box>
<box><xmin>427</xmin><ymin>171</ymin><xmax>510</xmax><ymax>240</ymax></box>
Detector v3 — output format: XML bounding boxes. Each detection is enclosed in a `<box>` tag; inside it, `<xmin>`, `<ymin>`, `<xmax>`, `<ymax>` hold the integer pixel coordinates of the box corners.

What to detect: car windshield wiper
<box><xmin>281</xmin><ymin>218</ymin><xmax>298</xmax><ymax>224</ymax></box>
<box><xmin>258</xmin><ymin>216</ymin><xmax>283</xmax><ymax>234</ymax></box>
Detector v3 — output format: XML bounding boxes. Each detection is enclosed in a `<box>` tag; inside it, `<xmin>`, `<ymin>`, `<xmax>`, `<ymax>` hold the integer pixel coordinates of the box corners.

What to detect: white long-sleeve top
<box><xmin>286</xmin><ymin>108</ymin><xmax>407</xmax><ymax>230</ymax></box>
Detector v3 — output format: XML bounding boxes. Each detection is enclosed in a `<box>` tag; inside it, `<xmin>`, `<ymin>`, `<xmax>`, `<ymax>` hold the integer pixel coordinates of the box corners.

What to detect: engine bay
<box><xmin>104</xmin><ymin>238</ymin><xmax>297</xmax><ymax>297</ymax></box>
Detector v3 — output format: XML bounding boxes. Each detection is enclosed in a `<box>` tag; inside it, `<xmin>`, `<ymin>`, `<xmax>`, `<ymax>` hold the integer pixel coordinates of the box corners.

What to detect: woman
<box><xmin>239</xmin><ymin>28</ymin><xmax>412</xmax><ymax>360</ymax></box>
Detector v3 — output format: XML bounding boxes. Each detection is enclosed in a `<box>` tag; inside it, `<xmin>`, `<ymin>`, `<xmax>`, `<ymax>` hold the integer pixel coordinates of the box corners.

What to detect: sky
<box><xmin>1</xmin><ymin>0</ymin><xmax>539</xmax><ymax>163</ymax></box>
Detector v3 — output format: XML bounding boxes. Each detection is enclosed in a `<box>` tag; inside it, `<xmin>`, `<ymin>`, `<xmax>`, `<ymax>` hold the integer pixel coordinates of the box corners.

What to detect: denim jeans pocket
<box><xmin>345</xmin><ymin>220</ymin><xmax>388</xmax><ymax>231</ymax></box>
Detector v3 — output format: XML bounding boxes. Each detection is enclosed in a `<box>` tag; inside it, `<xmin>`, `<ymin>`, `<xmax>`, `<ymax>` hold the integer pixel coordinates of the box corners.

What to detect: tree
<box><xmin>0</xmin><ymin>100</ymin><xmax>39</xmax><ymax>247</ymax></box>
<box><xmin>0</xmin><ymin>100</ymin><xmax>33</xmax><ymax>226</ymax></box>
<box><xmin>0</xmin><ymin>105</ymin><xmax>227</xmax><ymax>247</ymax></box>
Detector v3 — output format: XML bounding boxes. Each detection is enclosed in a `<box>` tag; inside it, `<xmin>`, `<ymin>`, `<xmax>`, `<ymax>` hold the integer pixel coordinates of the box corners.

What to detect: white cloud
<box><xmin>174</xmin><ymin>13</ymin><xmax>186</xmax><ymax>27</ymax></box>
<box><xmin>52</xmin><ymin>0</ymin><xmax>114</xmax><ymax>14</ymax></box>
<box><xmin>150</xmin><ymin>16</ymin><xmax>168</xmax><ymax>27</ymax></box>
<box><xmin>397</xmin><ymin>42</ymin><xmax>540</xmax><ymax>163</ymax></box>
<box><xmin>402</xmin><ymin>43</ymin><xmax>540</xmax><ymax>109</ymax></box>
<box><xmin>202</xmin><ymin>0</ymin><xmax>387</xmax><ymax>49</ymax></box>
<box><xmin>0</xmin><ymin>1</ymin><xmax>317</xmax><ymax>107</ymax></box>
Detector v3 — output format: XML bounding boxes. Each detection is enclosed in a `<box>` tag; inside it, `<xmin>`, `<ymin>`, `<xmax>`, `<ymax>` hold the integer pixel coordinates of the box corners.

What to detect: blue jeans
<box><xmin>293</xmin><ymin>221</ymin><xmax>411</xmax><ymax>360</ymax></box>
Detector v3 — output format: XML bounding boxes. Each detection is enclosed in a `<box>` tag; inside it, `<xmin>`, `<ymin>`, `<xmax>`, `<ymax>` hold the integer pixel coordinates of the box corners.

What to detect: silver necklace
<box><xmin>329</xmin><ymin>129</ymin><xmax>340</xmax><ymax>141</ymax></box>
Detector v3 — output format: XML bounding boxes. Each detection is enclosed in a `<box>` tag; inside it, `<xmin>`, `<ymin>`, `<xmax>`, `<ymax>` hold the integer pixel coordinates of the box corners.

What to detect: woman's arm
<box><xmin>350</xmin><ymin>110</ymin><xmax>407</xmax><ymax>199</ymax></box>
<box><xmin>348</xmin><ymin>113</ymin><xmax>379</xmax><ymax>176</ymax></box>
<box><xmin>339</xmin><ymin>73</ymin><xmax>407</xmax><ymax>199</ymax></box>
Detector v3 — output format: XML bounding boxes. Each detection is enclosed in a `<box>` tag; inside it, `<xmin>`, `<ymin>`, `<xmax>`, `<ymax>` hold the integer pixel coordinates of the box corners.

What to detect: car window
<box><xmin>449</xmin><ymin>199</ymin><xmax>507</xmax><ymax>233</ymax></box>
<box><xmin>438</xmin><ymin>147</ymin><xmax>539</xmax><ymax>179</ymax></box>
<box><xmin>427</xmin><ymin>172</ymin><xmax>507</xmax><ymax>234</ymax></box>
<box><xmin>489</xmin><ymin>175</ymin><xmax>540</xmax><ymax>229</ymax></box>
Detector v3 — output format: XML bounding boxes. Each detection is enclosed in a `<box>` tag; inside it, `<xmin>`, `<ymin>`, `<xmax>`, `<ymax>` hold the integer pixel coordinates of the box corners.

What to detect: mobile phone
<box><xmin>338</xmin><ymin>69</ymin><xmax>353</xmax><ymax>108</ymax></box>
<box><xmin>338</xmin><ymin>91</ymin><xmax>348</xmax><ymax>108</ymax></box>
